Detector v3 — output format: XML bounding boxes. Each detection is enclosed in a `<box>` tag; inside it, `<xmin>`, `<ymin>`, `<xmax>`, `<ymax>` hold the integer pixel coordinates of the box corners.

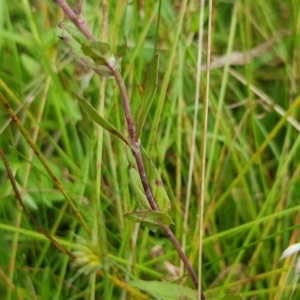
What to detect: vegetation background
<box><xmin>0</xmin><ymin>0</ymin><xmax>300</xmax><ymax>299</ymax></box>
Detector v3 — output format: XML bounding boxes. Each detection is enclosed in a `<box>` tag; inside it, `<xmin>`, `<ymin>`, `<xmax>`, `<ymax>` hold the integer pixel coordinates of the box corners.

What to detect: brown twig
<box><xmin>0</xmin><ymin>147</ymin><xmax>75</xmax><ymax>259</ymax></box>
<box><xmin>0</xmin><ymin>93</ymin><xmax>90</xmax><ymax>235</ymax></box>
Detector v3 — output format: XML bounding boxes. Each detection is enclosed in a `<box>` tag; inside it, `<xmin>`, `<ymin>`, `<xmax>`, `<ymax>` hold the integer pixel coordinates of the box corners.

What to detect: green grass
<box><xmin>0</xmin><ymin>0</ymin><xmax>300</xmax><ymax>299</ymax></box>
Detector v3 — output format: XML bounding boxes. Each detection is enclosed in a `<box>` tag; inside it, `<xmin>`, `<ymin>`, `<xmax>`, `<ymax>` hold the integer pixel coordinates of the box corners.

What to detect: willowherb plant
<box><xmin>54</xmin><ymin>1</ymin><xmax>206</xmax><ymax>299</ymax></box>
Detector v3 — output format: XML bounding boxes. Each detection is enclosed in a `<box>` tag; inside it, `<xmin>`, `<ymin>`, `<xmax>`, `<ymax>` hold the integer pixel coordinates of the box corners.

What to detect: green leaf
<box><xmin>56</xmin><ymin>23</ymin><xmax>116</xmax><ymax>77</ymax></box>
<box><xmin>125</xmin><ymin>145</ymin><xmax>171</xmax><ymax>213</ymax></box>
<box><xmin>128</xmin><ymin>166</ymin><xmax>150</xmax><ymax>210</ymax></box>
<box><xmin>56</xmin><ymin>22</ymin><xmax>86</xmax><ymax>58</ymax></box>
<box><xmin>74</xmin><ymin>94</ymin><xmax>129</xmax><ymax>145</ymax></box>
<box><xmin>219</xmin><ymin>294</ymin><xmax>244</xmax><ymax>300</ymax></box>
<box><xmin>124</xmin><ymin>210</ymin><xmax>174</xmax><ymax>232</ymax></box>
<box><xmin>81</xmin><ymin>41</ymin><xmax>113</xmax><ymax>64</ymax></box>
<box><xmin>116</xmin><ymin>35</ymin><xmax>127</xmax><ymax>60</ymax></box>
<box><xmin>128</xmin><ymin>280</ymin><xmax>197</xmax><ymax>300</ymax></box>
<box><xmin>140</xmin><ymin>147</ymin><xmax>171</xmax><ymax>212</ymax></box>
<box><xmin>81</xmin><ymin>41</ymin><xmax>118</xmax><ymax>77</ymax></box>
<box><xmin>134</xmin><ymin>55</ymin><xmax>159</xmax><ymax>140</ymax></box>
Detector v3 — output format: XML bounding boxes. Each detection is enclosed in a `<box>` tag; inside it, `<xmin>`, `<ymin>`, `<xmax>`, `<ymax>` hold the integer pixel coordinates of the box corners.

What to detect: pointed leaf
<box><xmin>116</xmin><ymin>35</ymin><xmax>127</xmax><ymax>60</ymax></box>
<box><xmin>128</xmin><ymin>166</ymin><xmax>150</xmax><ymax>210</ymax></box>
<box><xmin>134</xmin><ymin>55</ymin><xmax>159</xmax><ymax>140</ymax></box>
<box><xmin>128</xmin><ymin>280</ymin><xmax>197</xmax><ymax>300</ymax></box>
<box><xmin>125</xmin><ymin>145</ymin><xmax>171</xmax><ymax>212</ymax></box>
<box><xmin>56</xmin><ymin>22</ymin><xmax>87</xmax><ymax>58</ymax></box>
<box><xmin>74</xmin><ymin>94</ymin><xmax>129</xmax><ymax>145</ymax></box>
<box><xmin>140</xmin><ymin>146</ymin><xmax>171</xmax><ymax>212</ymax></box>
<box><xmin>124</xmin><ymin>210</ymin><xmax>174</xmax><ymax>232</ymax></box>
<box><xmin>81</xmin><ymin>41</ymin><xmax>114</xmax><ymax>64</ymax></box>
<box><xmin>56</xmin><ymin>23</ymin><xmax>115</xmax><ymax>77</ymax></box>
<box><xmin>81</xmin><ymin>41</ymin><xmax>117</xmax><ymax>77</ymax></box>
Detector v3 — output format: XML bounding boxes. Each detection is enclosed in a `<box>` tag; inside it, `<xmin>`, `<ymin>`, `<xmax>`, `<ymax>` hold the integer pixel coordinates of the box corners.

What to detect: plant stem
<box><xmin>163</xmin><ymin>225</ymin><xmax>206</xmax><ymax>299</ymax></box>
<box><xmin>54</xmin><ymin>0</ymin><xmax>94</xmax><ymax>41</ymax></box>
<box><xmin>0</xmin><ymin>93</ymin><xmax>91</xmax><ymax>235</ymax></box>
<box><xmin>53</xmin><ymin>1</ymin><xmax>206</xmax><ymax>297</ymax></box>
<box><xmin>106</xmin><ymin>62</ymin><xmax>159</xmax><ymax>212</ymax></box>
<box><xmin>106</xmin><ymin>63</ymin><xmax>136</xmax><ymax>146</ymax></box>
<box><xmin>0</xmin><ymin>147</ymin><xmax>75</xmax><ymax>259</ymax></box>
<box><xmin>0</xmin><ymin>145</ymin><xmax>148</xmax><ymax>299</ymax></box>
<box><xmin>107</xmin><ymin>63</ymin><xmax>206</xmax><ymax>299</ymax></box>
<box><xmin>198</xmin><ymin>0</ymin><xmax>213</xmax><ymax>297</ymax></box>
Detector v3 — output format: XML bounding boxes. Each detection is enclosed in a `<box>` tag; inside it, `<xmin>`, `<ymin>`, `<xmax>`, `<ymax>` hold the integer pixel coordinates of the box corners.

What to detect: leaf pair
<box><xmin>74</xmin><ymin>95</ymin><xmax>172</xmax><ymax>231</ymax></box>
<box><xmin>58</xmin><ymin>23</ymin><xmax>165</xmax><ymax>231</ymax></box>
<box><xmin>57</xmin><ymin>22</ymin><xmax>159</xmax><ymax>141</ymax></box>
<box><xmin>124</xmin><ymin>145</ymin><xmax>173</xmax><ymax>232</ymax></box>
<box><xmin>56</xmin><ymin>22</ymin><xmax>116</xmax><ymax>77</ymax></box>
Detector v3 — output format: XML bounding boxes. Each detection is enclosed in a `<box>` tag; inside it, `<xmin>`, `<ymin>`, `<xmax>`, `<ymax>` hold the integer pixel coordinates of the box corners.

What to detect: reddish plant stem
<box><xmin>53</xmin><ymin>1</ymin><xmax>205</xmax><ymax>297</ymax></box>
<box><xmin>106</xmin><ymin>62</ymin><xmax>159</xmax><ymax>211</ymax></box>
<box><xmin>133</xmin><ymin>149</ymin><xmax>158</xmax><ymax>211</ymax></box>
<box><xmin>163</xmin><ymin>226</ymin><xmax>206</xmax><ymax>299</ymax></box>
<box><xmin>0</xmin><ymin>147</ymin><xmax>75</xmax><ymax>260</ymax></box>
<box><xmin>54</xmin><ymin>0</ymin><xmax>94</xmax><ymax>41</ymax></box>
<box><xmin>107</xmin><ymin>63</ymin><xmax>205</xmax><ymax>298</ymax></box>
<box><xmin>106</xmin><ymin>62</ymin><xmax>136</xmax><ymax>145</ymax></box>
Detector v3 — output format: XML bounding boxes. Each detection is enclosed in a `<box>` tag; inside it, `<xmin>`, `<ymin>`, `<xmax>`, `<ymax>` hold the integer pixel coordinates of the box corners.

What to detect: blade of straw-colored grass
<box><xmin>175</xmin><ymin>42</ymin><xmax>184</xmax><ymax>240</ymax></box>
<box><xmin>0</xmin><ymin>93</ymin><xmax>90</xmax><ymax>234</ymax></box>
<box><xmin>180</xmin><ymin>0</ymin><xmax>205</xmax><ymax>284</ymax></box>
<box><xmin>229</xmin><ymin>69</ymin><xmax>300</xmax><ymax>132</ymax></box>
<box><xmin>198</xmin><ymin>0</ymin><xmax>213</xmax><ymax>298</ymax></box>
<box><xmin>93</xmin><ymin>1</ymin><xmax>110</xmax><ymax>297</ymax></box>
<box><xmin>6</xmin><ymin>206</ymin><xmax>21</xmax><ymax>300</ymax></box>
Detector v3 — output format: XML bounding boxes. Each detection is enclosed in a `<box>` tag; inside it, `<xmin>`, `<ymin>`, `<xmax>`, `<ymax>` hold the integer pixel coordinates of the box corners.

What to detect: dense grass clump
<box><xmin>0</xmin><ymin>1</ymin><xmax>299</xmax><ymax>299</ymax></box>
